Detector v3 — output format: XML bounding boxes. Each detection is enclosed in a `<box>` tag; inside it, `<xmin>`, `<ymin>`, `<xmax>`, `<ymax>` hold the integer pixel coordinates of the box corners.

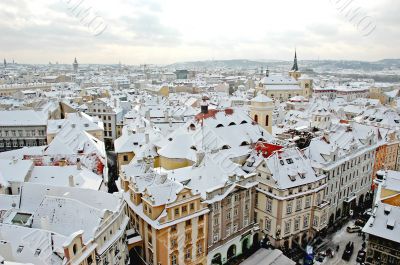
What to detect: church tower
<box><xmin>250</xmin><ymin>93</ymin><xmax>274</xmax><ymax>134</ymax></box>
<box><xmin>289</xmin><ymin>50</ymin><xmax>301</xmax><ymax>80</ymax></box>
<box><xmin>73</xmin><ymin>57</ymin><xmax>78</xmax><ymax>73</ymax></box>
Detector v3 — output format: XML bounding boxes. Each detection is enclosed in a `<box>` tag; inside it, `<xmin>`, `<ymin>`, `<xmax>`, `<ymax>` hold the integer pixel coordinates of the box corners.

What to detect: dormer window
<box><xmin>286</xmin><ymin>158</ymin><xmax>293</xmax><ymax>164</ymax></box>
<box><xmin>240</xmin><ymin>120</ymin><xmax>248</xmax><ymax>124</ymax></box>
<box><xmin>35</xmin><ymin>249</ymin><xmax>41</xmax><ymax>256</ymax></box>
<box><xmin>228</xmin><ymin>122</ymin><xmax>236</xmax><ymax>126</ymax></box>
<box><xmin>280</xmin><ymin>160</ymin><xmax>284</xmax><ymax>166</ymax></box>
<box><xmin>17</xmin><ymin>245</ymin><xmax>24</xmax><ymax>253</ymax></box>
<box><xmin>216</xmin><ymin>124</ymin><xmax>224</xmax><ymax>128</ymax></box>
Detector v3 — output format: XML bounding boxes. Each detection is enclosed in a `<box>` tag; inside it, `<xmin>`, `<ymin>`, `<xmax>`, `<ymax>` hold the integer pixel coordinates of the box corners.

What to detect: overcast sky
<box><xmin>1</xmin><ymin>0</ymin><xmax>398</xmax><ymax>64</ymax></box>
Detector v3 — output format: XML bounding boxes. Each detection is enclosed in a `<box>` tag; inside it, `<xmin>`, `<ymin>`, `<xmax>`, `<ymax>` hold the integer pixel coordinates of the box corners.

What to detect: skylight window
<box><xmin>280</xmin><ymin>160</ymin><xmax>284</xmax><ymax>165</ymax></box>
<box><xmin>286</xmin><ymin>158</ymin><xmax>293</xmax><ymax>164</ymax></box>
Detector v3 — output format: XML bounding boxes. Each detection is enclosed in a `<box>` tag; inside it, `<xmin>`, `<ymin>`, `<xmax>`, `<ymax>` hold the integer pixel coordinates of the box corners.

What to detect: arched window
<box><xmin>254</xmin><ymin>115</ymin><xmax>258</xmax><ymax>123</ymax></box>
<box><xmin>265</xmin><ymin>115</ymin><xmax>269</xmax><ymax>126</ymax></box>
<box><xmin>216</xmin><ymin>124</ymin><xmax>224</xmax><ymax>128</ymax></box>
<box><xmin>72</xmin><ymin>244</ymin><xmax>77</xmax><ymax>255</ymax></box>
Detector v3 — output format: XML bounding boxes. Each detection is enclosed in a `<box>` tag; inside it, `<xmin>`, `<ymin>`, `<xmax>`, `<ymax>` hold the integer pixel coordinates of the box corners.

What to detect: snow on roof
<box><xmin>306</xmin><ymin>123</ymin><xmax>376</xmax><ymax>168</ymax></box>
<box><xmin>262</xmin><ymin>147</ymin><xmax>324</xmax><ymax>189</ymax></box>
<box><xmin>157</xmin><ymin>108</ymin><xmax>275</xmax><ymax>161</ymax></box>
<box><xmin>260</xmin><ymin>75</ymin><xmax>298</xmax><ymax>85</ymax></box>
<box><xmin>0</xmin><ymin>223</ymin><xmax>66</xmax><ymax>265</ymax></box>
<box><xmin>241</xmin><ymin>248</ymin><xmax>295</xmax><ymax>265</ymax></box>
<box><xmin>28</xmin><ymin>165</ymin><xmax>103</xmax><ymax>190</ymax></box>
<box><xmin>251</xmin><ymin>93</ymin><xmax>273</xmax><ymax>103</ymax></box>
<box><xmin>31</xmin><ymin>196</ymin><xmax>103</xmax><ymax>243</ymax></box>
<box><xmin>380</xmin><ymin>170</ymin><xmax>400</xmax><ymax>192</ymax></box>
<box><xmin>363</xmin><ymin>202</ymin><xmax>400</xmax><ymax>243</ymax></box>
<box><xmin>145</xmin><ymin>181</ymin><xmax>184</xmax><ymax>206</ymax></box>
<box><xmin>47</xmin><ymin>112</ymin><xmax>103</xmax><ymax>135</ymax></box>
<box><xmin>0</xmin><ymin>159</ymin><xmax>33</xmax><ymax>183</ymax></box>
<box><xmin>44</xmin><ymin>128</ymin><xmax>106</xmax><ymax>166</ymax></box>
<box><xmin>0</xmin><ymin>110</ymin><xmax>47</xmax><ymax>126</ymax></box>
<box><xmin>158</xmin><ymin>152</ymin><xmax>247</xmax><ymax>199</ymax></box>
<box><xmin>19</xmin><ymin>182</ymin><xmax>121</xmax><ymax>213</ymax></box>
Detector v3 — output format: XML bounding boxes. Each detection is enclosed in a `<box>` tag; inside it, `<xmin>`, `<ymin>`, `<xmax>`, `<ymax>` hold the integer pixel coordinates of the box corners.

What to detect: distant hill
<box><xmin>168</xmin><ymin>59</ymin><xmax>400</xmax><ymax>71</ymax></box>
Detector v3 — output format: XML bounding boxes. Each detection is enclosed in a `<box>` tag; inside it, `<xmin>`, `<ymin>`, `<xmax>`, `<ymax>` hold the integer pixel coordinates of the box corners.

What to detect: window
<box><xmin>72</xmin><ymin>244</ymin><xmax>77</xmax><ymax>255</ymax></box>
<box><xmin>174</xmin><ymin>208</ymin><xmax>179</xmax><ymax>216</ymax></box>
<box><xmin>226</xmin><ymin>227</ymin><xmax>231</xmax><ymax>236</ymax></box>
<box><xmin>185</xmin><ymin>248</ymin><xmax>191</xmax><ymax>260</ymax></box>
<box><xmin>266</xmin><ymin>198</ymin><xmax>272</xmax><ymax>212</ymax></box>
<box><xmin>190</xmin><ymin>203</ymin><xmax>194</xmax><ymax>210</ymax></box>
<box><xmin>171</xmin><ymin>254</ymin><xmax>177</xmax><ymax>265</ymax></box>
<box><xmin>265</xmin><ymin>218</ymin><xmax>271</xmax><ymax>232</ymax></box>
<box><xmin>213</xmin><ymin>217</ymin><xmax>219</xmax><ymax>225</ymax></box>
<box><xmin>254</xmin><ymin>114</ymin><xmax>258</xmax><ymax>123</ymax></box>
<box><xmin>234</xmin><ymin>207</ymin><xmax>238</xmax><ymax>216</ymax></box>
<box><xmin>17</xmin><ymin>245</ymin><xmax>24</xmax><ymax>253</ymax></box>
<box><xmin>313</xmin><ymin>216</ymin><xmax>319</xmax><ymax>227</ymax></box>
<box><xmin>182</xmin><ymin>205</ymin><xmax>187</xmax><ymax>213</ymax></box>
<box><xmin>171</xmin><ymin>238</ymin><xmax>176</xmax><ymax>248</ymax></box>
<box><xmin>123</xmin><ymin>155</ymin><xmax>128</xmax><ymax>161</ymax></box>
<box><xmin>303</xmin><ymin>214</ymin><xmax>310</xmax><ymax>228</ymax></box>
<box><xmin>197</xmin><ymin>243</ymin><xmax>203</xmax><ymax>255</ymax></box>
<box><xmin>294</xmin><ymin>217</ymin><xmax>300</xmax><ymax>231</ymax></box>
<box><xmin>186</xmin><ymin>219</ymin><xmax>191</xmax><ymax>226</ymax></box>
<box><xmin>265</xmin><ymin>115</ymin><xmax>269</xmax><ymax>126</ymax></box>
<box><xmin>226</xmin><ymin>212</ymin><xmax>231</xmax><ymax>220</ymax></box>
<box><xmin>305</xmin><ymin>196</ymin><xmax>311</xmax><ymax>208</ymax></box>
<box><xmin>286</xmin><ymin>201</ymin><xmax>293</xmax><ymax>214</ymax></box>
<box><xmin>284</xmin><ymin>220</ymin><xmax>291</xmax><ymax>234</ymax></box>
<box><xmin>296</xmin><ymin>198</ymin><xmax>302</xmax><ymax>211</ymax></box>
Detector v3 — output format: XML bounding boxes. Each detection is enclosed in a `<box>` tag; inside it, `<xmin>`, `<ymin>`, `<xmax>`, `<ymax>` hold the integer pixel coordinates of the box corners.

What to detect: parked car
<box><xmin>347</xmin><ymin>225</ymin><xmax>362</xmax><ymax>233</ymax></box>
<box><xmin>342</xmin><ymin>242</ymin><xmax>354</xmax><ymax>261</ymax></box>
<box><xmin>355</xmin><ymin>219</ymin><xmax>366</xmax><ymax>227</ymax></box>
<box><xmin>356</xmin><ymin>250</ymin><xmax>366</xmax><ymax>263</ymax></box>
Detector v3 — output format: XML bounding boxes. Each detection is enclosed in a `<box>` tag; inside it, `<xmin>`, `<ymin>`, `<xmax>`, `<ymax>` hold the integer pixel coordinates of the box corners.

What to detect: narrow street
<box><xmin>317</xmin><ymin>221</ymin><xmax>365</xmax><ymax>265</ymax></box>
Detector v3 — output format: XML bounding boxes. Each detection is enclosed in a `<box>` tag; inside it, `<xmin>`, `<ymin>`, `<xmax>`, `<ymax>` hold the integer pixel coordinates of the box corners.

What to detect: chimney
<box><xmin>266</xmin><ymin>69</ymin><xmax>270</xmax><ymax>77</ymax></box>
<box><xmin>195</xmin><ymin>151</ymin><xmax>205</xmax><ymax>166</ymax></box>
<box><xmin>145</xmin><ymin>133</ymin><xmax>150</xmax><ymax>144</ymax></box>
<box><xmin>68</xmin><ymin>175</ymin><xmax>75</xmax><ymax>187</ymax></box>
<box><xmin>323</xmin><ymin>130</ymin><xmax>330</xmax><ymax>143</ymax></box>
<box><xmin>201</xmin><ymin>96</ymin><xmax>209</xmax><ymax>114</ymax></box>
<box><xmin>76</xmin><ymin>158</ymin><xmax>82</xmax><ymax>170</ymax></box>
<box><xmin>160</xmin><ymin>174</ymin><xmax>167</xmax><ymax>184</ymax></box>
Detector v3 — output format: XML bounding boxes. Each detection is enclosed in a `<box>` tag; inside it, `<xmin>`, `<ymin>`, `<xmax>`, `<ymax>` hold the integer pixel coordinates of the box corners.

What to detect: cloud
<box><xmin>0</xmin><ymin>0</ymin><xmax>398</xmax><ymax>64</ymax></box>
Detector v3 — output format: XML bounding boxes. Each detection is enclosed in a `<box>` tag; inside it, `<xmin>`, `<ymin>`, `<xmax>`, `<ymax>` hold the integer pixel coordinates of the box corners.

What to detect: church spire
<box><xmin>291</xmin><ymin>49</ymin><xmax>298</xmax><ymax>71</ymax></box>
